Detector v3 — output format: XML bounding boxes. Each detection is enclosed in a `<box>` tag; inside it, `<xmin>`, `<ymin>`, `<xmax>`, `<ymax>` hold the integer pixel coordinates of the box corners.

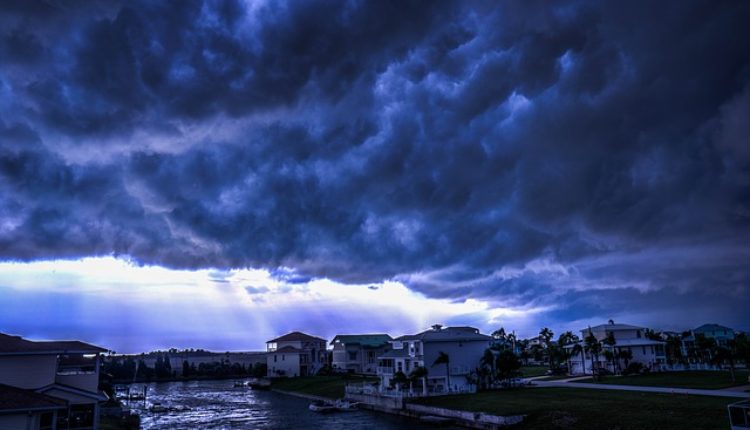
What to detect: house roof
<box><xmin>606</xmin><ymin>339</ymin><xmax>665</xmax><ymax>347</ymax></box>
<box><xmin>0</xmin><ymin>333</ymin><xmax>107</xmax><ymax>356</ymax></box>
<box><xmin>330</xmin><ymin>334</ymin><xmax>392</xmax><ymax>347</ymax></box>
<box><xmin>694</xmin><ymin>323</ymin><xmax>734</xmax><ymax>333</ymax></box>
<box><xmin>584</xmin><ymin>323</ymin><xmax>644</xmax><ymax>332</ymax></box>
<box><xmin>378</xmin><ymin>348</ymin><xmax>411</xmax><ymax>359</ymax></box>
<box><xmin>36</xmin><ymin>383</ymin><xmax>109</xmax><ymax>402</ymax></box>
<box><xmin>273</xmin><ymin>346</ymin><xmax>303</xmax><ymax>354</ymax></box>
<box><xmin>267</xmin><ymin>331</ymin><xmax>326</xmax><ymax>343</ymax></box>
<box><xmin>0</xmin><ymin>384</ymin><xmax>66</xmax><ymax>413</ymax></box>
<box><xmin>395</xmin><ymin>326</ymin><xmax>492</xmax><ymax>343</ymax></box>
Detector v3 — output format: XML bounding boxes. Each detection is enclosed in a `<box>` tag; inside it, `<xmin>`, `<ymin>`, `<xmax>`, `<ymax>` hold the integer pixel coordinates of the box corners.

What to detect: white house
<box><xmin>377</xmin><ymin>325</ymin><xmax>492</xmax><ymax>394</ymax></box>
<box><xmin>330</xmin><ymin>334</ymin><xmax>391</xmax><ymax>375</ymax></box>
<box><xmin>0</xmin><ymin>333</ymin><xmax>109</xmax><ymax>430</ymax></box>
<box><xmin>565</xmin><ymin>321</ymin><xmax>666</xmax><ymax>375</ymax></box>
<box><xmin>266</xmin><ymin>332</ymin><xmax>327</xmax><ymax>377</ymax></box>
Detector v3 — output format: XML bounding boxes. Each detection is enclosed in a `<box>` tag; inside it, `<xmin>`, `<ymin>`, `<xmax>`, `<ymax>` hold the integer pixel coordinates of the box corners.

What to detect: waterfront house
<box><xmin>376</xmin><ymin>325</ymin><xmax>492</xmax><ymax>394</ymax></box>
<box><xmin>330</xmin><ymin>334</ymin><xmax>392</xmax><ymax>375</ymax></box>
<box><xmin>0</xmin><ymin>333</ymin><xmax>108</xmax><ymax>430</ymax></box>
<box><xmin>564</xmin><ymin>321</ymin><xmax>666</xmax><ymax>375</ymax></box>
<box><xmin>266</xmin><ymin>332</ymin><xmax>327</xmax><ymax>377</ymax></box>
<box><xmin>692</xmin><ymin>323</ymin><xmax>736</xmax><ymax>347</ymax></box>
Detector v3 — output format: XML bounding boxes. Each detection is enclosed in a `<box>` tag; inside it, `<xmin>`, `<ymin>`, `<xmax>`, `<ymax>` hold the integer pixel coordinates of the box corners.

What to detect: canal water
<box><xmin>130</xmin><ymin>379</ymin><xmax>460</xmax><ymax>429</ymax></box>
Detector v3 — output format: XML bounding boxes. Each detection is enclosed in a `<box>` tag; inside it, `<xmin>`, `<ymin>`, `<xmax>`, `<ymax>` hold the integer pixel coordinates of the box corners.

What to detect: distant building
<box><xmin>377</xmin><ymin>325</ymin><xmax>492</xmax><ymax>394</ymax></box>
<box><xmin>693</xmin><ymin>323</ymin><xmax>735</xmax><ymax>346</ymax></box>
<box><xmin>266</xmin><ymin>332</ymin><xmax>327</xmax><ymax>377</ymax></box>
<box><xmin>565</xmin><ymin>321</ymin><xmax>666</xmax><ymax>375</ymax></box>
<box><xmin>330</xmin><ymin>334</ymin><xmax>392</xmax><ymax>375</ymax></box>
<box><xmin>0</xmin><ymin>332</ymin><xmax>108</xmax><ymax>430</ymax></box>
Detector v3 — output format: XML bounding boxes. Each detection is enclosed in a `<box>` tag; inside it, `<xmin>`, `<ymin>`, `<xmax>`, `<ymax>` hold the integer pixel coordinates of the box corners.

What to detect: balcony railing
<box><xmin>377</xmin><ymin>366</ymin><xmax>394</xmax><ymax>375</ymax></box>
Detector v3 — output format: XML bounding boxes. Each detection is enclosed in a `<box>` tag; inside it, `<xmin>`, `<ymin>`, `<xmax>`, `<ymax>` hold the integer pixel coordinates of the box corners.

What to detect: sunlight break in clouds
<box><xmin>0</xmin><ymin>256</ymin><xmax>539</xmax><ymax>353</ymax></box>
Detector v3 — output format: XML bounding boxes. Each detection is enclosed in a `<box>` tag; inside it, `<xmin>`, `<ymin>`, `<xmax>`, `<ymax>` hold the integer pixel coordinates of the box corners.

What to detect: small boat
<box><xmin>148</xmin><ymin>403</ymin><xmax>168</xmax><ymax>413</ymax></box>
<box><xmin>248</xmin><ymin>378</ymin><xmax>271</xmax><ymax>390</ymax></box>
<box><xmin>309</xmin><ymin>400</ymin><xmax>337</xmax><ymax>413</ymax></box>
<box><xmin>334</xmin><ymin>400</ymin><xmax>360</xmax><ymax>411</ymax></box>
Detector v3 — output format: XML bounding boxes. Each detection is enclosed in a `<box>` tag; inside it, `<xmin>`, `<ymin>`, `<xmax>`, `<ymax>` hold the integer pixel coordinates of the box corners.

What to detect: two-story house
<box><xmin>266</xmin><ymin>332</ymin><xmax>327</xmax><ymax>377</ymax></box>
<box><xmin>330</xmin><ymin>334</ymin><xmax>391</xmax><ymax>375</ymax></box>
<box><xmin>565</xmin><ymin>321</ymin><xmax>666</xmax><ymax>375</ymax></box>
<box><xmin>377</xmin><ymin>325</ymin><xmax>492</xmax><ymax>394</ymax></box>
<box><xmin>0</xmin><ymin>333</ymin><xmax>108</xmax><ymax>430</ymax></box>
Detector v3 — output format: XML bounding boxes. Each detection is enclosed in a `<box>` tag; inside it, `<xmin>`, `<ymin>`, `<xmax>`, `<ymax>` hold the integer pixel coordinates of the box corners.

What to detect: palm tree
<box><xmin>584</xmin><ymin>332</ymin><xmax>602</xmax><ymax>379</ymax></box>
<box><xmin>571</xmin><ymin>343</ymin><xmax>585</xmax><ymax>375</ymax></box>
<box><xmin>432</xmin><ymin>351</ymin><xmax>451</xmax><ymax>392</ymax></box>
<box><xmin>480</xmin><ymin>348</ymin><xmax>496</xmax><ymax>383</ymax></box>
<box><xmin>539</xmin><ymin>328</ymin><xmax>555</xmax><ymax>370</ymax></box>
<box><xmin>618</xmin><ymin>348</ymin><xmax>633</xmax><ymax>372</ymax></box>
<box><xmin>602</xmin><ymin>331</ymin><xmax>617</xmax><ymax>373</ymax></box>
<box><xmin>409</xmin><ymin>366</ymin><xmax>428</xmax><ymax>395</ymax></box>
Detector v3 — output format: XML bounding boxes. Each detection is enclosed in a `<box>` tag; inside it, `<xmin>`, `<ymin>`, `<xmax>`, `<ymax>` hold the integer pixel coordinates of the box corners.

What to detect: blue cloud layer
<box><xmin>1</xmin><ymin>0</ymin><xmax>749</xmax><ymax>329</ymax></box>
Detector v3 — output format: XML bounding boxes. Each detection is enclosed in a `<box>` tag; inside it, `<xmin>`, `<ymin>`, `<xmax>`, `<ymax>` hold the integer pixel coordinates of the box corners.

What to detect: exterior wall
<box><xmin>56</xmin><ymin>372</ymin><xmax>98</xmax><ymax>393</ymax></box>
<box><xmin>0</xmin><ymin>355</ymin><xmax>57</xmax><ymax>389</ymax></box>
<box><xmin>0</xmin><ymin>413</ymin><xmax>38</xmax><ymax>430</ymax></box>
<box><xmin>567</xmin><ymin>343</ymin><xmax>665</xmax><ymax>375</ymax></box>
<box><xmin>266</xmin><ymin>338</ymin><xmax>326</xmax><ymax>377</ymax></box>
<box><xmin>423</xmin><ymin>340</ymin><xmax>488</xmax><ymax>391</ymax></box>
<box><xmin>267</xmin><ymin>352</ymin><xmax>301</xmax><ymax>377</ymax></box>
<box><xmin>332</xmin><ymin>344</ymin><xmax>387</xmax><ymax>374</ymax></box>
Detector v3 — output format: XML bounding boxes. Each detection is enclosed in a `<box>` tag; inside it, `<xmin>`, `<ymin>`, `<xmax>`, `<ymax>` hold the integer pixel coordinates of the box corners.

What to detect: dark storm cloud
<box><xmin>1</xmin><ymin>0</ymin><xmax>749</xmax><ymax>328</ymax></box>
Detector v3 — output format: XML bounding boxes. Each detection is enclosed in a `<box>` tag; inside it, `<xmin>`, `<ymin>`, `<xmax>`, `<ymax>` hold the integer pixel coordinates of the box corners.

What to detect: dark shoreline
<box><xmin>111</xmin><ymin>374</ymin><xmax>256</xmax><ymax>384</ymax></box>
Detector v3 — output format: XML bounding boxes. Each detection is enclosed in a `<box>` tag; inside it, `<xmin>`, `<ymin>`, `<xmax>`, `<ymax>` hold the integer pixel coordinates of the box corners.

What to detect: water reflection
<box><xmin>132</xmin><ymin>379</ymin><xmax>458</xmax><ymax>429</ymax></box>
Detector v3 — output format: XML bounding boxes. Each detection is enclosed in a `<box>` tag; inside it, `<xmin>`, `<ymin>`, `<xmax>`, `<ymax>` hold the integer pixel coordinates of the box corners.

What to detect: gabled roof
<box><xmin>330</xmin><ymin>334</ymin><xmax>392</xmax><ymax>347</ymax></box>
<box><xmin>37</xmin><ymin>383</ymin><xmax>109</xmax><ymax>402</ymax></box>
<box><xmin>585</xmin><ymin>323</ymin><xmax>644</xmax><ymax>332</ymax></box>
<box><xmin>273</xmin><ymin>346</ymin><xmax>303</xmax><ymax>353</ymax></box>
<box><xmin>395</xmin><ymin>326</ymin><xmax>492</xmax><ymax>343</ymax></box>
<box><xmin>377</xmin><ymin>348</ymin><xmax>411</xmax><ymax>359</ymax></box>
<box><xmin>0</xmin><ymin>333</ymin><xmax>107</xmax><ymax>356</ymax></box>
<box><xmin>0</xmin><ymin>384</ymin><xmax>66</xmax><ymax>413</ymax></box>
<box><xmin>694</xmin><ymin>323</ymin><xmax>734</xmax><ymax>333</ymax></box>
<box><xmin>267</xmin><ymin>331</ymin><xmax>326</xmax><ymax>343</ymax></box>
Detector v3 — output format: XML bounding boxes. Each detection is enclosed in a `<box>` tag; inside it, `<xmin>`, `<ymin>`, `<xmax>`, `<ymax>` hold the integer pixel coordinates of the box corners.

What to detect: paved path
<box><xmin>532</xmin><ymin>380</ymin><xmax>750</xmax><ymax>398</ymax></box>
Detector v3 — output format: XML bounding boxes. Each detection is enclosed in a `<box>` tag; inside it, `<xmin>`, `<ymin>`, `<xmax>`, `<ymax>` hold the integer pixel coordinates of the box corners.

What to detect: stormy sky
<box><xmin>1</xmin><ymin>0</ymin><xmax>749</xmax><ymax>351</ymax></box>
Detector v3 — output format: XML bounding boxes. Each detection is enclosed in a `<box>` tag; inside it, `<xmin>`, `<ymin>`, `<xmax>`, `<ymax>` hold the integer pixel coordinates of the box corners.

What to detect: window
<box><xmin>642</xmin><ymin>346</ymin><xmax>646</xmax><ymax>355</ymax></box>
<box><xmin>282</xmin><ymin>354</ymin><xmax>285</xmax><ymax>361</ymax></box>
<box><xmin>274</xmin><ymin>355</ymin><xmax>277</xmax><ymax>362</ymax></box>
<box><xmin>636</xmin><ymin>331</ymin><xmax>642</xmax><ymax>338</ymax></box>
<box><xmin>349</xmin><ymin>351</ymin><xmax>357</xmax><ymax>361</ymax></box>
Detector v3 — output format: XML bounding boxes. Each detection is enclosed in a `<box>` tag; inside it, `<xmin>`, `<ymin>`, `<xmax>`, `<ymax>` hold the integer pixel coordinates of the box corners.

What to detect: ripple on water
<box><xmin>130</xmin><ymin>379</ymin><xmax>461</xmax><ymax>430</ymax></box>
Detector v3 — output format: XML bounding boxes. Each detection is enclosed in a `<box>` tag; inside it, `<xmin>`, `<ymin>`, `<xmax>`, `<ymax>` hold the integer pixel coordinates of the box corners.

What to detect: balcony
<box><xmin>377</xmin><ymin>366</ymin><xmax>394</xmax><ymax>375</ymax></box>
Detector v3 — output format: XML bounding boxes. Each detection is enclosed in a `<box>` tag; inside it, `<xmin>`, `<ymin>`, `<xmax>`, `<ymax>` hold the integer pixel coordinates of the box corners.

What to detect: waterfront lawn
<box><xmin>271</xmin><ymin>375</ymin><xmax>378</xmax><ymax>399</ymax></box>
<box><xmin>572</xmin><ymin>370</ymin><xmax>750</xmax><ymax>390</ymax></box>
<box><xmin>521</xmin><ymin>366</ymin><xmax>549</xmax><ymax>377</ymax></box>
<box><xmin>412</xmin><ymin>387</ymin><xmax>733</xmax><ymax>429</ymax></box>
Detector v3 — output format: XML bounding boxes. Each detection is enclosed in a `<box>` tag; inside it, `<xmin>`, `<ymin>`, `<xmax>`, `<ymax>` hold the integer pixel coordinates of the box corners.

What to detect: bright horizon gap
<box><xmin>0</xmin><ymin>256</ymin><xmax>548</xmax><ymax>354</ymax></box>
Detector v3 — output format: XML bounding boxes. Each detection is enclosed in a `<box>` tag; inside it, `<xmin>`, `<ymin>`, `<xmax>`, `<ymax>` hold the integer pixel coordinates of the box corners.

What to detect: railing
<box><xmin>377</xmin><ymin>366</ymin><xmax>394</xmax><ymax>375</ymax></box>
<box><xmin>346</xmin><ymin>382</ymin><xmax>476</xmax><ymax>398</ymax></box>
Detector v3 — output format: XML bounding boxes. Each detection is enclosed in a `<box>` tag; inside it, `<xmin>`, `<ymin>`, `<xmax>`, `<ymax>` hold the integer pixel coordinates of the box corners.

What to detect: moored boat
<box><xmin>308</xmin><ymin>400</ymin><xmax>337</xmax><ymax>413</ymax></box>
<box><xmin>248</xmin><ymin>378</ymin><xmax>271</xmax><ymax>390</ymax></box>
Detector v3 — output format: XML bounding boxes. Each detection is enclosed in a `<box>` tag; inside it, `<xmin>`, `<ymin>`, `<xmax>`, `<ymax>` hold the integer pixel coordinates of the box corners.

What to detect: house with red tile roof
<box><xmin>266</xmin><ymin>332</ymin><xmax>327</xmax><ymax>377</ymax></box>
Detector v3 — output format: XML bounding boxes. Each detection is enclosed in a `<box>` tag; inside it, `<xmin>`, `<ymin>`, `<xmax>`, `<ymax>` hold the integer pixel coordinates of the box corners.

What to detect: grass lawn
<box><xmin>412</xmin><ymin>387</ymin><xmax>734</xmax><ymax>429</ymax></box>
<box><xmin>271</xmin><ymin>375</ymin><xmax>378</xmax><ymax>399</ymax></box>
<box><xmin>521</xmin><ymin>366</ymin><xmax>549</xmax><ymax>377</ymax></box>
<box><xmin>571</xmin><ymin>370</ymin><xmax>750</xmax><ymax>390</ymax></box>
